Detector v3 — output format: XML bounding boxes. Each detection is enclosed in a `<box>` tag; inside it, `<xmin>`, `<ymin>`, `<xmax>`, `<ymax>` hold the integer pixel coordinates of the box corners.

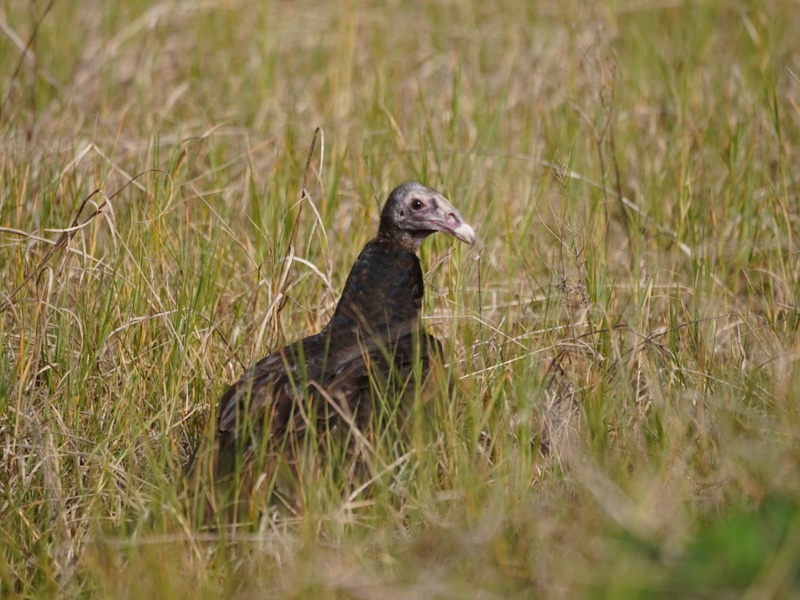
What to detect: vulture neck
<box><xmin>327</xmin><ymin>237</ymin><xmax>425</xmax><ymax>342</ymax></box>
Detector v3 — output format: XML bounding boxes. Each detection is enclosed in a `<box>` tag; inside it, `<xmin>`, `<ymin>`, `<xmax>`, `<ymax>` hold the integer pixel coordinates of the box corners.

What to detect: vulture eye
<box><xmin>410</xmin><ymin>199</ymin><xmax>424</xmax><ymax>210</ymax></box>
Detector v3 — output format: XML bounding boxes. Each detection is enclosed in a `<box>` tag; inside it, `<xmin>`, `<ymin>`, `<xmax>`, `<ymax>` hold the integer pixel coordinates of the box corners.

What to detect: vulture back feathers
<box><xmin>188</xmin><ymin>182</ymin><xmax>475</xmax><ymax>504</ymax></box>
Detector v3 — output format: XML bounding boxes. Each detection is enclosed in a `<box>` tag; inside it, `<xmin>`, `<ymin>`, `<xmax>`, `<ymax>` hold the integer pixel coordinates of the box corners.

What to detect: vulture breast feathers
<box><xmin>199</xmin><ymin>182</ymin><xmax>475</xmax><ymax>481</ymax></box>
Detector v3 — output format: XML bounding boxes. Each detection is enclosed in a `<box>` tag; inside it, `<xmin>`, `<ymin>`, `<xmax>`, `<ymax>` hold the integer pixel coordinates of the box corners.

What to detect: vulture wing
<box><xmin>211</xmin><ymin>330</ymin><xmax>331</xmax><ymax>477</ymax></box>
<box><xmin>321</xmin><ymin>329</ymin><xmax>444</xmax><ymax>431</ymax></box>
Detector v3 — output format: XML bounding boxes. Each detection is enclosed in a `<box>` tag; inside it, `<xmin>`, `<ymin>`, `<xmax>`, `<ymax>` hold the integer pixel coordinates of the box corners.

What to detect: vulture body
<box><xmin>189</xmin><ymin>182</ymin><xmax>475</xmax><ymax>503</ymax></box>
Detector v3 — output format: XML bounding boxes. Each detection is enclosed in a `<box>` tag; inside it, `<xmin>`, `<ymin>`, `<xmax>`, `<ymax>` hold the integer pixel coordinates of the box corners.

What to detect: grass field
<box><xmin>2</xmin><ymin>0</ymin><xmax>800</xmax><ymax>597</ymax></box>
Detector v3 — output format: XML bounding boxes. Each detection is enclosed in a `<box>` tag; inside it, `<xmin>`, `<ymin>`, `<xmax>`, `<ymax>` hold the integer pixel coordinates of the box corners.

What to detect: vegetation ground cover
<box><xmin>2</xmin><ymin>1</ymin><xmax>800</xmax><ymax>597</ymax></box>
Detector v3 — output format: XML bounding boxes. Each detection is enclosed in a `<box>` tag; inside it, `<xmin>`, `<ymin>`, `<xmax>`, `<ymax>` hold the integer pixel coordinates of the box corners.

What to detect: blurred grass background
<box><xmin>2</xmin><ymin>0</ymin><xmax>800</xmax><ymax>597</ymax></box>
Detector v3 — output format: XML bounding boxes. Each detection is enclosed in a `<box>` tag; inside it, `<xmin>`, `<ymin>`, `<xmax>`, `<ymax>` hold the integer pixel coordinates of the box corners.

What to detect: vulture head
<box><xmin>378</xmin><ymin>182</ymin><xmax>476</xmax><ymax>251</ymax></box>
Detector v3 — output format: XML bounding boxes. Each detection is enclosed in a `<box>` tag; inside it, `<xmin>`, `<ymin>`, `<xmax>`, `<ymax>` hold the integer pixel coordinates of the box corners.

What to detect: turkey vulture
<box><xmin>188</xmin><ymin>182</ymin><xmax>475</xmax><ymax>504</ymax></box>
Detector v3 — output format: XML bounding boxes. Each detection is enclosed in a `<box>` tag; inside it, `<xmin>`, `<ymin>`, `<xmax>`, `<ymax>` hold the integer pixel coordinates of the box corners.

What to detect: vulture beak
<box><xmin>434</xmin><ymin>195</ymin><xmax>476</xmax><ymax>245</ymax></box>
<box><xmin>451</xmin><ymin>219</ymin><xmax>477</xmax><ymax>245</ymax></box>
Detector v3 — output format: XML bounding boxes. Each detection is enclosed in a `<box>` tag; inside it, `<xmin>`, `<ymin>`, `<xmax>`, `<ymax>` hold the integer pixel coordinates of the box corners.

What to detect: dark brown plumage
<box><xmin>188</xmin><ymin>182</ymin><xmax>475</xmax><ymax>503</ymax></box>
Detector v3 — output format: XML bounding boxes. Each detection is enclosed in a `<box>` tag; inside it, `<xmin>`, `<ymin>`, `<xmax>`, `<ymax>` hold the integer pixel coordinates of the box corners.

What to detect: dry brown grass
<box><xmin>2</xmin><ymin>0</ymin><xmax>800</xmax><ymax>597</ymax></box>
